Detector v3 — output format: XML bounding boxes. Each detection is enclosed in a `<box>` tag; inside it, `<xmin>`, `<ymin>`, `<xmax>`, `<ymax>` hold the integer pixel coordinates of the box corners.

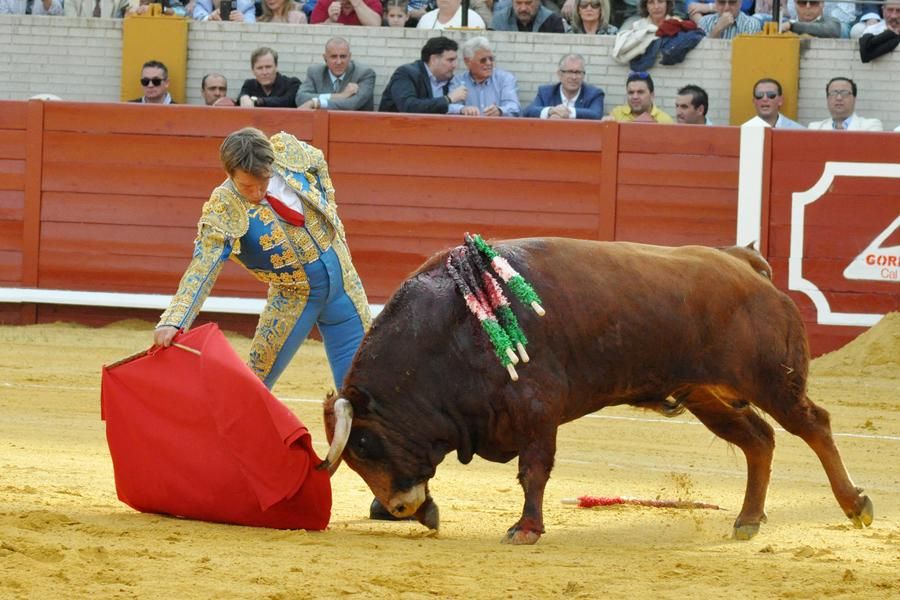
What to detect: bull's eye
<box><xmin>348</xmin><ymin>427</ymin><xmax>385</xmax><ymax>461</ymax></box>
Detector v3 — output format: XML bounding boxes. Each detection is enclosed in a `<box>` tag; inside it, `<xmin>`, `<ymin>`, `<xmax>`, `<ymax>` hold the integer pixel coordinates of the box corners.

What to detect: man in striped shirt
<box><xmin>699</xmin><ymin>0</ymin><xmax>761</xmax><ymax>38</ymax></box>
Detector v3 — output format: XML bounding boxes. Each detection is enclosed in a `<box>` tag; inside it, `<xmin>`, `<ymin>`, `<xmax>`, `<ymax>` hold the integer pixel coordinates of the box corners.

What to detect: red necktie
<box><xmin>264</xmin><ymin>193</ymin><xmax>304</xmax><ymax>227</ymax></box>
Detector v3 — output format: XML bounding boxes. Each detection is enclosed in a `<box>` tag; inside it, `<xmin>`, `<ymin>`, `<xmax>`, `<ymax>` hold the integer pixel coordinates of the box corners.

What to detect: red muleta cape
<box><xmin>100</xmin><ymin>323</ymin><xmax>331</xmax><ymax>530</ymax></box>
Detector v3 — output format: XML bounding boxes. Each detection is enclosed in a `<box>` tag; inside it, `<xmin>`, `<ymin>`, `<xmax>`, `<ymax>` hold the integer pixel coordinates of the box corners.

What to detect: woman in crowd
<box><xmin>612</xmin><ymin>0</ymin><xmax>676</xmax><ymax>63</ymax></box>
<box><xmin>570</xmin><ymin>0</ymin><xmax>618</xmax><ymax>34</ymax></box>
<box><xmin>259</xmin><ymin>0</ymin><xmax>308</xmax><ymax>22</ymax></box>
<box><xmin>416</xmin><ymin>0</ymin><xmax>485</xmax><ymax>29</ymax></box>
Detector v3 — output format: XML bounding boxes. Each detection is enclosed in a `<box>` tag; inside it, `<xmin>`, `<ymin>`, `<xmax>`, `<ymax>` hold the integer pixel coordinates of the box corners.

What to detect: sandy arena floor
<box><xmin>0</xmin><ymin>315</ymin><xmax>897</xmax><ymax>599</ymax></box>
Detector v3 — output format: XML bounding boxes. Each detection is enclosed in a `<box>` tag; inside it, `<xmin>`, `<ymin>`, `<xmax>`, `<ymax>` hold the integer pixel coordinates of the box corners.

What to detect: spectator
<box><xmin>64</xmin><ymin>0</ymin><xmax>128</xmax><ymax>16</ymax></box>
<box><xmin>378</xmin><ymin>37</ymin><xmax>467</xmax><ymax>113</ymax></box>
<box><xmin>493</xmin><ymin>0</ymin><xmax>566</xmax><ymax>33</ymax></box>
<box><xmin>808</xmin><ymin>77</ymin><xmax>883</xmax><ymax>131</ymax></box>
<box><xmin>523</xmin><ymin>54</ymin><xmax>604</xmax><ymax>120</ymax></box>
<box><xmin>745</xmin><ymin>78</ymin><xmax>803</xmax><ymax>128</ymax></box>
<box><xmin>571</xmin><ymin>0</ymin><xmax>618</xmax><ymax>33</ymax></box>
<box><xmin>674</xmin><ymin>84</ymin><xmax>711</xmax><ymax>124</ymax></box>
<box><xmin>457</xmin><ymin>36</ymin><xmax>520</xmax><ymax>117</ymax></box>
<box><xmin>259</xmin><ymin>0</ymin><xmax>308</xmax><ymax>21</ymax></box>
<box><xmin>238</xmin><ymin>47</ymin><xmax>301</xmax><ymax>109</ymax></box>
<box><xmin>1</xmin><ymin>0</ymin><xmax>63</xmax><ymax>13</ymax></box>
<box><xmin>608</xmin><ymin>71</ymin><xmax>673</xmax><ymax>123</ymax></box>
<box><xmin>296</xmin><ymin>37</ymin><xmax>376</xmax><ymax>111</ymax></box>
<box><xmin>201</xmin><ymin>73</ymin><xmax>234</xmax><ymax>106</ymax></box>
<box><xmin>859</xmin><ymin>0</ymin><xmax>900</xmax><ymax>62</ymax></box>
<box><xmin>130</xmin><ymin>60</ymin><xmax>175</xmax><ymax>105</ymax></box>
<box><xmin>612</xmin><ymin>0</ymin><xmax>673</xmax><ymax>64</ymax></box>
<box><xmin>383</xmin><ymin>0</ymin><xmax>409</xmax><ymax>25</ymax></box>
<box><xmin>779</xmin><ymin>0</ymin><xmax>840</xmax><ymax>37</ymax></box>
<box><xmin>194</xmin><ymin>0</ymin><xmax>256</xmax><ymax>20</ymax></box>
<box><xmin>310</xmin><ymin>0</ymin><xmax>382</xmax><ymax>25</ymax></box>
<box><xmin>699</xmin><ymin>0</ymin><xmax>761</xmax><ymax>38</ymax></box>
<box><xmin>417</xmin><ymin>0</ymin><xmax>485</xmax><ymax>28</ymax></box>
<box><xmin>688</xmin><ymin>0</ymin><xmax>750</xmax><ymax>23</ymax></box>
<box><xmin>153</xmin><ymin>127</ymin><xmax>370</xmax><ymax>391</ymax></box>
<box><xmin>850</xmin><ymin>11</ymin><xmax>882</xmax><ymax>39</ymax></box>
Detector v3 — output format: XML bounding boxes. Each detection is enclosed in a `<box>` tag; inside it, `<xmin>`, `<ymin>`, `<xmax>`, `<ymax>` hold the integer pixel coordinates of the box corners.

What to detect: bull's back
<box><xmin>493</xmin><ymin>238</ymin><xmax>805</xmax><ymax>405</ymax></box>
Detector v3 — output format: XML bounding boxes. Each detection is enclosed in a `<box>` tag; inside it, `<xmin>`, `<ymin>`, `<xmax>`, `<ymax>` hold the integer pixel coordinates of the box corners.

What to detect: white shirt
<box><xmin>416</xmin><ymin>7</ymin><xmax>485</xmax><ymax>29</ymax></box>
<box><xmin>264</xmin><ymin>172</ymin><xmax>305</xmax><ymax>220</ymax></box>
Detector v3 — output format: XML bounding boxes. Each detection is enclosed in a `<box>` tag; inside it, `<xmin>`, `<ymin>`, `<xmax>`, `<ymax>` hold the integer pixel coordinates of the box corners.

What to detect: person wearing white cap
<box><xmin>859</xmin><ymin>0</ymin><xmax>900</xmax><ymax>62</ymax></box>
<box><xmin>850</xmin><ymin>11</ymin><xmax>883</xmax><ymax>38</ymax></box>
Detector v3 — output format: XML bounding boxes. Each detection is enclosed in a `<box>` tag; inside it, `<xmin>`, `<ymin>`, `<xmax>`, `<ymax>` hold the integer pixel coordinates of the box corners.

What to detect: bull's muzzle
<box><xmin>388</xmin><ymin>484</ymin><xmax>427</xmax><ymax>518</ymax></box>
<box><xmin>317</xmin><ymin>397</ymin><xmax>352</xmax><ymax>475</ymax></box>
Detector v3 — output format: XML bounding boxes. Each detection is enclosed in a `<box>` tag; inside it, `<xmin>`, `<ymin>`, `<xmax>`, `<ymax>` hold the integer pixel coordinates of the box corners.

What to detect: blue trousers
<box><xmin>253</xmin><ymin>247</ymin><xmax>365</xmax><ymax>390</ymax></box>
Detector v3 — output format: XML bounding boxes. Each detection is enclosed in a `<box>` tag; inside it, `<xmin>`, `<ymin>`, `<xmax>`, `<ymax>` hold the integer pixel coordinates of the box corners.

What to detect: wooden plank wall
<box><xmin>2</xmin><ymin>100</ymin><xmax>895</xmax><ymax>355</ymax></box>
<box><xmin>767</xmin><ymin>129</ymin><xmax>900</xmax><ymax>354</ymax></box>
<box><xmin>614</xmin><ymin>124</ymin><xmax>741</xmax><ymax>247</ymax></box>
<box><xmin>0</xmin><ymin>102</ymin><xmax>27</xmax><ymax>323</ymax></box>
<box><xmin>326</xmin><ymin>112</ymin><xmax>607</xmax><ymax>302</ymax></box>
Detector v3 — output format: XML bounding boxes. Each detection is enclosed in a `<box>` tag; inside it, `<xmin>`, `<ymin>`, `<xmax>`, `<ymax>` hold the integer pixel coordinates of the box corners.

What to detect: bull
<box><xmin>321</xmin><ymin>238</ymin><xmax>874</xmax><ymax>544</ymax></box>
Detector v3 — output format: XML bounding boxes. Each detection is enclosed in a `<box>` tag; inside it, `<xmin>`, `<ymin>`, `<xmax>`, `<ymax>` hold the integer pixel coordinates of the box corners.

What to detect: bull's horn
<box><xmin>317</xmin><ymin>397</ymin><xmax>353</xmax><ymax>476</ymax></box>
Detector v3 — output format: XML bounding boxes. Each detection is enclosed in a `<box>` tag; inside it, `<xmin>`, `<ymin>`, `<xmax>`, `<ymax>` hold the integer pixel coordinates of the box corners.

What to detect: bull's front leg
<box><xmin>504</xmin><ymin>440</ymin><xmax>556</xmax><ymax>545</ymax></box>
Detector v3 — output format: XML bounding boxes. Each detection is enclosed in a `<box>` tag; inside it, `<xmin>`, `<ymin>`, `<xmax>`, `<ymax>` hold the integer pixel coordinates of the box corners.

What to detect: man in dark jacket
<box><xmin>492</xmin><ymin>0</ymin><xmax>565</xmax><ymax>33</ymax></box>
<box><xmin>859</xmin><ymin>0</ymin><xmax>900</xmax><ymax>63</ymax></box>
<box><xmin>238</xmin><ymin>47</ymin><xmax>301</xmax><ymax>108</ymax></box>
<box><xmin>378</xmin><ymin>37</ymin><xmax>468</xmax><ymax>113</ymax></box>
<box><xmin>523</xmin><ymin>54</ymin><xmax>604</xmax><ymax>120</ymax></box>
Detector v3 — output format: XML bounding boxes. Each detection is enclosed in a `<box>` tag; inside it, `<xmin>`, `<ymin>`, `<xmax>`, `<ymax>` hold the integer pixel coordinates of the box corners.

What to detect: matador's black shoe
<box><xmin>369</xmin><ymin>498</ymin><xmax>415</xmax><ymax>521</ymax></box>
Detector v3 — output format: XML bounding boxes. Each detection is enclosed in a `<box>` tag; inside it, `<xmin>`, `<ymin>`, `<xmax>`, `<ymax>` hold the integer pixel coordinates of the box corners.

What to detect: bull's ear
<box><xmin>745</xmin><ymin>241</ymin><xmax>757</xmax><ymax>251</ymax></box>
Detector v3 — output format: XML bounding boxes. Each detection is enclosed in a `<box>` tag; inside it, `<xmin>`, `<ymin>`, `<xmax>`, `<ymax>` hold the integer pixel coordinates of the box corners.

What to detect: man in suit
<box><xmin>523</xmin><ymin>54</ymin><xmax>604</xmax><ymax>120</ymax></box>
<box><xmin>808</xmin><ymin>77</ymin><xmax>883</xmax><ymax>131</ymax></box>
<box><xmin>295</xmin><ymin>38</ymin><xmax>376</xmax><ymax>112</ymax></box>
<box><xmin>378</xmin><ymin>37</ymin><xmax>468</xmax><ymax>114</ymax></box>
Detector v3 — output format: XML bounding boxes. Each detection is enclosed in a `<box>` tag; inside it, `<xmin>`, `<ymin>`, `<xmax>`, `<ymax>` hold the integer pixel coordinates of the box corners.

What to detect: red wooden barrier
<box><xmin>0</xmin><ymin>100</ymin><xmax>895</xmax><ymax>356</ymax></box>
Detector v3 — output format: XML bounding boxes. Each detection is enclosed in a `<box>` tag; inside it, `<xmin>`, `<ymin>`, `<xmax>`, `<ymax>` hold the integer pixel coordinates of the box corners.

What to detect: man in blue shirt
<box><xmin>457</xmin><ymin>36</ymin><xmax>521</xmax><ymax>118</ymax></box>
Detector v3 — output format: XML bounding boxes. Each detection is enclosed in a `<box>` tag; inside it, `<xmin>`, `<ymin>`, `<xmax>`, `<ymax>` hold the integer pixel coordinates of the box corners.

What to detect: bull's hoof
<box><xmin>415</xmin><ymin>497</ymin><xmax>439</xmax><ymax>530</ymax></box>
<box><xmin>369</xmin><ymin>498</ymin><xmax>415</xmax><ymax>522</ymax></box>
<box><xmin>502</xmin><ymin>527</ymin><xmax>542</xmax><ymax>545</ymax></box>
<box><xmin>848</xmin><ymin>496</ymin><xmax>874</xmax><ymax>529</ymax></box>
<box><xmin>732</xmin><ymin>522</ymin><xmax>761</xmax><ymax>541</ymax></box>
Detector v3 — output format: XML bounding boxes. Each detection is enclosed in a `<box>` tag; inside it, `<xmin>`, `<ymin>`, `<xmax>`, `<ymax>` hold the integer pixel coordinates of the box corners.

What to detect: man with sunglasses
<box><xmin>457</xmin><ymin>36</ymin><xmax>521</xmax><ymax>117</ymax></box>
<box><xmin>130</xmin><ymin>60</ymin><xmax>175</xmax><ymax>105</ymax></box>
<box><xmin>699</xmin><ymin>0</ymin><xmax>760</xmax><ymax>38</ymax></box>
<box><xmin>745</xmin><ymin>78</ymin><xmax>803</xmax><ymax>129</ymax></box>
<box><xmin>808</xmin><ymin>77</ymin><xmax>883</xmax><ymax>131</ymax></box>
<box><xmin>779</xmin><ymin>0</ymin><xmax>840</xmax><ymax>38</ymax></box>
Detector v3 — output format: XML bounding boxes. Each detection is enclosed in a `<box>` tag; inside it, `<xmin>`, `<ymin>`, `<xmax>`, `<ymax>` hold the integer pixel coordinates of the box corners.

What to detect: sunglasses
<box><xmin>754</xmin><ymin>91</ymin><xmax>778</xmax><ymax>99</ymax></box>
<box><xmin>629</xmin><ymin>71</ymin><xmax>650</xmax><ymax>79</ymax></box>
<box><xmin>796</xmin><ymin>0</ymin><xmax>821</xmax><ymax>5</ymax></box>
<box><xmin>827</xmin><ymin>89</ymin><xmax>852</xmax><ymax>98</ymax></box>
<box><xmin>140</xmin><ymin>77</ymin><xmax>166</xmax><ymax>87</ymax></box>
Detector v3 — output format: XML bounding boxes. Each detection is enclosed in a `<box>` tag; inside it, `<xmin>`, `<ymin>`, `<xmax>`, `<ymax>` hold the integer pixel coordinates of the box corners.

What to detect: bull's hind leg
<box><xmin>683</xmin><ymin>390</ymin><xmax>775</xmax><ymax>540</ymax></box>
<box><xmin>763</xmin><ymin>395</ymin><xmax>873</xmax><ymax>529</ymax></box>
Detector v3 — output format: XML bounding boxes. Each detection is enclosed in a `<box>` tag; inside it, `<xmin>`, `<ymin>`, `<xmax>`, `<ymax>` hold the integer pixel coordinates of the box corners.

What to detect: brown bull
<box><xmin>322</xmin><ymin>238</ymin><xmax>874</xmax><ymax>544</ymax></box>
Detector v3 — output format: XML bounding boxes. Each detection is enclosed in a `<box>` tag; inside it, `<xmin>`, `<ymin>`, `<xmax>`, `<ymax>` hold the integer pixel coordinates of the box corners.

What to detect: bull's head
<box><xmin>320</xmin><ymin>388</ymin><xmax>442</xmax><ymax>530</ymax></box>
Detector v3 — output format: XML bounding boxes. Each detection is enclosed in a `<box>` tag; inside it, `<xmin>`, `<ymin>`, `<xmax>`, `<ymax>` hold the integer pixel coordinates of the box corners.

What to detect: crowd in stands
<box><xmin>3</xmin><ymin>0</ymin><xmax>897</xmax><ymax>42</ymax></box>
<box><xmin>4</xmin><ymin>0</ymin><xmax>898</xmax><ymax>128</ymax></box>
